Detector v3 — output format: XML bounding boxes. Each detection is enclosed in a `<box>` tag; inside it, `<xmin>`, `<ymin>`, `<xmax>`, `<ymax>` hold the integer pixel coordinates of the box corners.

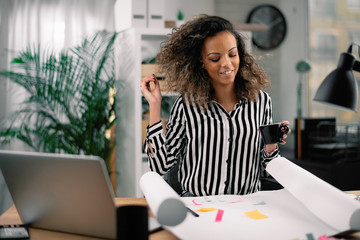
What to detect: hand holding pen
<box><xmin>140</xmin><ymin>74</ymin><xmax>162</xmax><ymax>126</ymax></box>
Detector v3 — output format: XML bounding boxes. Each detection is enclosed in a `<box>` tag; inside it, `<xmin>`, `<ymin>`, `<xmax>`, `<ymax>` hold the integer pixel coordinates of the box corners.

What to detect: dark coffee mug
<box><xmin>259</xmin><ymin>123</ymin><xmax>289</xmax><ymax>145</ymax></box>
<box><xmin>117</xmin><ymin>205</ymin><xmax>148</xmax><ymax>240</ymax></box>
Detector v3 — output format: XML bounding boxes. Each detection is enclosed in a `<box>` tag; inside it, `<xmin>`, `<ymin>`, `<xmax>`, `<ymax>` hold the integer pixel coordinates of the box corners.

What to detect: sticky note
<box><xmin>306</xmin><ymin>233</ymin><xmax>315</xmax><ymax>240</ymax></box>
<box><xmin>215</xmin><ymin>209</ymin><xmax>224</xmax><ymax>222</ymax></box>
<box><xmin>244</xmin><ymin>209</ymin><xmax>268</xmax><ymax>220</ymax></box>
<box><xmin>231</xmin><ymin>199</ymin><xmax>243</xmax><ymax>203</ymax></box>
<box><xmin>253</xmin><ymin>201</ymin><xmax>266</xmax><ymax>205</ymax></box>
<box><xmin>198</xmin><ymin>207</ymin><xmax>218</xmax><ymax>212</ymax></box>
<box><xmin>319</xmin><ymin>235</ymin><xmax>337</xmax><ymax>240</ymax></box>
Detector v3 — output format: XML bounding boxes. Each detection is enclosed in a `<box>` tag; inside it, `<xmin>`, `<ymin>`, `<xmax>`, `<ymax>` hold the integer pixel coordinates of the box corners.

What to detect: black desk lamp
<box><xmin>313</xmin><ymin>43</ymin><xmax>360</xmax><ymax>112</ymax></box>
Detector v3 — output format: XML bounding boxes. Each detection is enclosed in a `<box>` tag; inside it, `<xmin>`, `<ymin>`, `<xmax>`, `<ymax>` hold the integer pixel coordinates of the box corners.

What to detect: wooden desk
<box><xmin>0</xmin><ymin>198</ymin><xmax>179</xmax><ymax>240</ymax></box>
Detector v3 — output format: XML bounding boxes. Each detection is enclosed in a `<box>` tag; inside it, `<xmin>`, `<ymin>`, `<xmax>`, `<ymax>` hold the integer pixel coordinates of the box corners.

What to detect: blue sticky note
<box><xmin>306</xmin><ymin>233</ymin><xmax>315</xmax><ymax>240</ymax></box>
<box><xmin>253</xmin><ymin>201</ymin><xmax>266</xmax><ymax>205</ymax></box>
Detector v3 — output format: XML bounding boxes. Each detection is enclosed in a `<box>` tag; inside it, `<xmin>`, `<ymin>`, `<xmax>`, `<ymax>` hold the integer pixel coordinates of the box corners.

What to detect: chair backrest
<box><xmin>163</xmin><ymin>161</ymin><xmax>182</xmax><ymax>195</ymax></box>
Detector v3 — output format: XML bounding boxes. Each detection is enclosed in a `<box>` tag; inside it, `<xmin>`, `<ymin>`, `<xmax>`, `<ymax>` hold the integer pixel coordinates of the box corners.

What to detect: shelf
<box><xmin>234</xmin><ymin>23</ymin><xmax>268</xmax><ymax>32</ymax></box>
<box><xmin>141</xmin><ymin>64</ymin><xmax>179</xmax><ymax>95</ymax></box>
<box><xmin>137</xmin><ymin>27</ymin><xmax>172</xmax><ymax>36</ymax></box>
<box><xmin>141</xmin><ymin>64</ymin><xmax>161</xmax><ymax>77</ymax></box>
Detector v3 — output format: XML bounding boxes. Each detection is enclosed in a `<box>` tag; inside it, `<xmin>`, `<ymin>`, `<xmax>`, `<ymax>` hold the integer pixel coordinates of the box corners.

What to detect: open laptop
<box><xmin>0</xmin><ymin>150</ymin><xmax>117</xmax><ymax>239</ymax></box>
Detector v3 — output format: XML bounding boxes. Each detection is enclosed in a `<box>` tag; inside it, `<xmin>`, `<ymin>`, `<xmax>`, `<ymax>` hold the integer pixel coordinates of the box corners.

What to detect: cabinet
<box><xmin>115</xmin><ymin>27</ymin><xmax>251</xmax><ymax>197</ymax></box>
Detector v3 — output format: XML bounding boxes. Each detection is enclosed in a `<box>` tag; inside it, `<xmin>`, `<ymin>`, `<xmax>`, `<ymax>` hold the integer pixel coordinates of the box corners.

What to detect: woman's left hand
<box><xmin>279</xmin><ymin>120</ymin><xmax>291</xmax><ymax>145</ymax></box>
<box><xmin>264</xmin><ymin>120</ymin><xmax>291</xmax><ymax>155</ymax></box>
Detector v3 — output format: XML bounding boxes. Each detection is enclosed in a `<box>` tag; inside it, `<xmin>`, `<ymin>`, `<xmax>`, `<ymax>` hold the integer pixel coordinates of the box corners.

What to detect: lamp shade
<box><xmin>313</xmin><ymin>52</ymin><xmax>359</xmax><ymax>112</ymax></box>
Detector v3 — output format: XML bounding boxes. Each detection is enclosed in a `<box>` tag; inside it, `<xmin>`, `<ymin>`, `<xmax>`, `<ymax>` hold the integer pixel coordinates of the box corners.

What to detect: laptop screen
<box><xmin>0</xmin><ymin>150</ymin><xmax>117</xmax><ymax>239</ymax></box>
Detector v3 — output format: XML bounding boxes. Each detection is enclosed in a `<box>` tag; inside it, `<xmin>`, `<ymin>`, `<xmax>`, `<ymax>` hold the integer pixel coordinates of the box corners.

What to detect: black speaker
<box><xmin>117</xmin><ymin>205</ymin><xmax>148</xmax><ymax>240</ymax></box>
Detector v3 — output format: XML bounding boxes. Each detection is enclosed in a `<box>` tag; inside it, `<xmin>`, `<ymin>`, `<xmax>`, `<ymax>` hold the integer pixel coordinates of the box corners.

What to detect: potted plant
<box><xmin>0</xmin><ymin>30</ymin><xmax>119</xmax><ymax>176</ymax></box>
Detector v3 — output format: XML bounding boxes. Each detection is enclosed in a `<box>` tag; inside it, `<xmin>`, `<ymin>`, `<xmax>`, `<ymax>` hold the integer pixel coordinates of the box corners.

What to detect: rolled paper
<box><xmin>266</xmin><ymin>157</ymin><xmax>360</xmax><ymax>231</ymax></box>
<box><xmin>139</xmin><ymin>171</ymin><xmax>187</xmax><ymax>226</ymax></box>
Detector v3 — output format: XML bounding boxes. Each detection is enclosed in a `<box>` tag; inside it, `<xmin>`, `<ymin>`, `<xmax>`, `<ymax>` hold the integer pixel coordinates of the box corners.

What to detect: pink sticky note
<box><xmin>192</xmin><ymin>199</ymin><xmax>202</xmax><ymax>206</ymax></box>
<box><xmin>215</xmin><ymin>209</ymin><xmax>224</xmax><ymax>222</ymax></box>
<box><xmin>318</xmin><ymin>235</ymin><xmax>337</xmax><ymax>240</ymax></box>
<box><xmin>231</xmin><ymin>199</ymin><xmax>243</xmax><ymax>204</ymax></box>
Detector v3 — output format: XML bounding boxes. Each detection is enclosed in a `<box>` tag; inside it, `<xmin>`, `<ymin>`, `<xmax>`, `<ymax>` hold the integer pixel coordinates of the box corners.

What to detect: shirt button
<box><xmin>228</xmin><ymin>138</ymin><xmax>232</xmax><ymax>142</ymax></box>
<box><xmin>226</xmin><ymin>159</ymin><xmax>229</xmax><ymax>163</ymax></box>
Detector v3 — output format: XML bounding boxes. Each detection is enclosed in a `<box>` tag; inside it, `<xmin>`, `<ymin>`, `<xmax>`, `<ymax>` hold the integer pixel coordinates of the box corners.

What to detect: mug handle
<box><xmin>280</xmin><ymin>125</ymin><xmax>289</xmax><ymax>134</ymax></box>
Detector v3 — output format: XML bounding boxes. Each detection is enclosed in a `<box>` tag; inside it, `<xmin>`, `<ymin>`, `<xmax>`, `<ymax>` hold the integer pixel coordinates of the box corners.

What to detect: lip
<box><xmin>220</xmin><ymin>70</ymin><xmax>234</xmax><ymax>76</ymax></box>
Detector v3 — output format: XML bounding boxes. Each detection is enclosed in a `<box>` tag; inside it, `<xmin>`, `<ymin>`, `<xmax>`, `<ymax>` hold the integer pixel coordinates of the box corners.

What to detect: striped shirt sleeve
<box><xmin>144</xmin><ymin>96</ymin><xmax>186</xmax><ymax>175</ymax></box>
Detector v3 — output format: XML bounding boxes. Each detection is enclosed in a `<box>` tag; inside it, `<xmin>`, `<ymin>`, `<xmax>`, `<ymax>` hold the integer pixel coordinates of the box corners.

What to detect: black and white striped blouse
<box><xmin>144</xmin><ymin>91</ymin><xmax>279</xmax><ymax>196</ymax></box>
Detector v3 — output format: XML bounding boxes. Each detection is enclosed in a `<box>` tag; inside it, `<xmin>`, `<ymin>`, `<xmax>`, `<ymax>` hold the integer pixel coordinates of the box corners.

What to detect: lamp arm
<box><xmin>347</xmin><ymin>43</ymin><xmax>360</xmax><ymax>72</ymax></box>
<box><xmin>345</xmin><ymin>43</ymin><xmax>360</xmax><ymax>72</ymax></box>
<box><xmin>347</xmin><ymin>42</ymin><xmax>360</xmax><ymax>54</ymax></box>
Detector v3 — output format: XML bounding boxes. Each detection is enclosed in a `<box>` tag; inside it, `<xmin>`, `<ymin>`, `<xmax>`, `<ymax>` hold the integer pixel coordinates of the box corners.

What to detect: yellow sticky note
<box><xmin>198</xmin><ymin>207</ymin><xmax>218</xmax><ymax>212</ymax></box>
<box><xmin>244</xmin><ymin>209</ymin><xmax>268</xmax><ymax>220</ymax></box>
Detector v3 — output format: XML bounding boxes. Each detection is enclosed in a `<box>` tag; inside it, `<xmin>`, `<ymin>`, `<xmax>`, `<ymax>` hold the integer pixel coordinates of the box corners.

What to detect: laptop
<box><xmin>0</xmin><ymin>150</ymin><xmax>117</xmax><ymax>239</ymax></box>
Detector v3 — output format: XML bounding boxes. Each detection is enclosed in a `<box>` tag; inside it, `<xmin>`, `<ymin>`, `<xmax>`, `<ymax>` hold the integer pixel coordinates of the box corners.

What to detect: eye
<box><xmin>229</xmin><ymin>52</ymin><xmax>237</xmax><ymax>58</ymax></box>
<box><xmin>210</xmin><ymin>58</ymin><xmax>219</xmax><ymax>62</ymax></box>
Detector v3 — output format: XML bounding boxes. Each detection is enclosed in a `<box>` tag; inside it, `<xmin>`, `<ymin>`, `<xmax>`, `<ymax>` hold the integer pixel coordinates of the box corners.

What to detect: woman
<box><xmin>141</xmin><ymin>15</ymin><xmax>290</xmax><ymax>197</ymax></box>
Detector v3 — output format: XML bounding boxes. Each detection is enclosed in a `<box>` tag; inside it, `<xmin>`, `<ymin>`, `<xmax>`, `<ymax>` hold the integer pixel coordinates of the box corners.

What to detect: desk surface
<box><xmin>2</xmin><ymin>192</ymin><xmax>360</xmax><ymax>240</ymax></box>
<box><xmin>0</xmin><ymin>198</ymin><xmax>179</xmax><ymax>240</ymax></box>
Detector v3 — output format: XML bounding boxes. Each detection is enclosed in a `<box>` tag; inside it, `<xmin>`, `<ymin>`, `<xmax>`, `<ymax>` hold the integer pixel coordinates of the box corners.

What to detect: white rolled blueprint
<box><xmin>266</xmin><ymin>157</ymin><xmax>360</xmax><ymax>231</ymax></box>
<box><xmin>139</xmin><ymin>171</ymin><xmax>187</xmax><ymax>226</ymax></box>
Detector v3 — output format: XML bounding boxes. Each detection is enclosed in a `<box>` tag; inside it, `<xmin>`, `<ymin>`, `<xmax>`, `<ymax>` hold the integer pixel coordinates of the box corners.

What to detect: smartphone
<box><xmin>0</xmin><ymin>225</ymin><xmax>29</xmax><ymax>239</ymax></box>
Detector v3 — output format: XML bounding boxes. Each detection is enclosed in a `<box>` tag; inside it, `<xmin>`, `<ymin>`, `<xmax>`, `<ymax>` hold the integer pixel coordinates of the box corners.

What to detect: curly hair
<box><xmin>157</xmin><ymin>14</ymin><xmax>270</xmax><ymax>107</ymax></box>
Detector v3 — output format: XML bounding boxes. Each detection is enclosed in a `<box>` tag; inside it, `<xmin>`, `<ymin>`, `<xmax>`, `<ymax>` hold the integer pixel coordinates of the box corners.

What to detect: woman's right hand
<box><xmin>141</xmin><ymin>74</ymin><xmax>162</xmax><ymax>106</ymax></box>
<box><xmin>141</xmin><ymin>74</ymin><xmax>162</xmax><ymax>126</ymax></box>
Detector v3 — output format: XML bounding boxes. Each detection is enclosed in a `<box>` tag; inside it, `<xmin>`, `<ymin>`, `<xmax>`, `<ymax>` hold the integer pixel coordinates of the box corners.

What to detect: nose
<box><xmin>221</xmin><ymin>55</ymin><xmax>232</xmax><ymax>68</ymax></box>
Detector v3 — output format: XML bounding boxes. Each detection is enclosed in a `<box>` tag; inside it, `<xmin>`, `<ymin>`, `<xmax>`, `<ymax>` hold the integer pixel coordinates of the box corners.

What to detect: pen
<box><xmin>186</xmin><ymin>207</ymin><xmax>199</xmax><ymax>217</ymax></box>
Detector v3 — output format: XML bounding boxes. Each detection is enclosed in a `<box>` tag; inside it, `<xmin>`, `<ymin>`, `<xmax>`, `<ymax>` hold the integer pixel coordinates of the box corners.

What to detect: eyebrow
<box><xmin>207</xmin><ymin>46</ymin><xmax>237</xmax><ymax>56</ymax></box>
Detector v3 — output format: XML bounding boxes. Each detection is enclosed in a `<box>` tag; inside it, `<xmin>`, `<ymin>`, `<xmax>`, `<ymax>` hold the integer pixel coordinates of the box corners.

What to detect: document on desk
<box><xmin>140</xmin><ymin>157</ymin><xmax>360</xmax><ymax>240</ymax></box>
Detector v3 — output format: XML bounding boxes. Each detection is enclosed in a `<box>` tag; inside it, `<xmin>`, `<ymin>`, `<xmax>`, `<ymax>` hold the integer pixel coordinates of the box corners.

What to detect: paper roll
<box><xmin>139</xmin><ymin>171</ymin><xmax>187</xmax><ymax>226</ymax></box>
<box><xmin>266</xmin><ymin>157</ymin><xmax>360</xmax><ymax>231</ymax></box>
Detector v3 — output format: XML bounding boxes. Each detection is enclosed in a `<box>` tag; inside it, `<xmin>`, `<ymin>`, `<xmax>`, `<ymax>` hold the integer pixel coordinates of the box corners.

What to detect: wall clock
<box><xmin>246</xmin><ymin>4</ymin><xmax>287</xmax><ymax>50</ymax></box>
